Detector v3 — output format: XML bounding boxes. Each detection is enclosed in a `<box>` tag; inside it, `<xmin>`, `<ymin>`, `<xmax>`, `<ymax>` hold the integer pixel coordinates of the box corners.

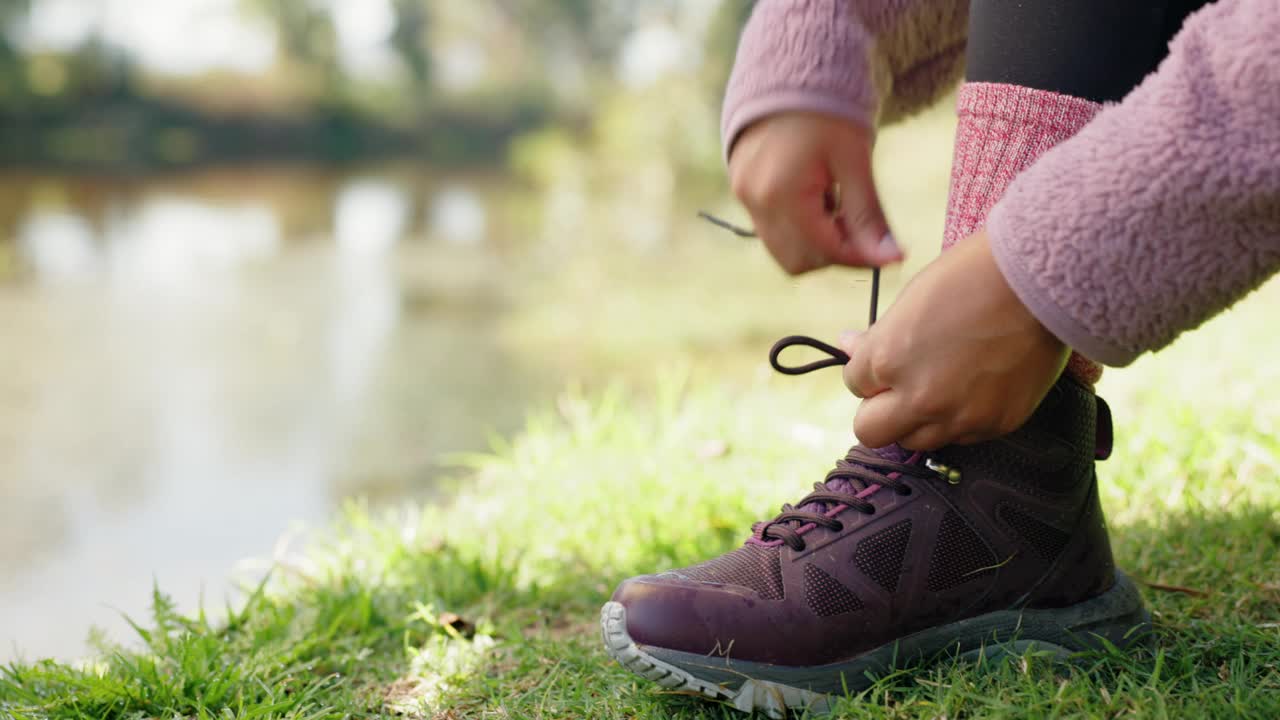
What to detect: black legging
<box><xmin>966</xmin><ymin>0</ymin><xmax>1213</xmax><ymax>103</ymax></box>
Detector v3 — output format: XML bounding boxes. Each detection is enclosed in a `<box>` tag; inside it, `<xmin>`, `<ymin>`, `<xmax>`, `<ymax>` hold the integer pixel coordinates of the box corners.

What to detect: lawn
<box><xmin>2</xmin><ymin>271</ymin><xmax>1278</xmax><ymax>719</ymax></box>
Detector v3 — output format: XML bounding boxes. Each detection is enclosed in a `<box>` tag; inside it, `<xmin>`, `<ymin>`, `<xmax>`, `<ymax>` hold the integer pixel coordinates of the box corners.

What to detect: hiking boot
<box><xmin>601</xmin><ymin>336</ymin><xmax>1151</xmax><ymax>718</ymax></box>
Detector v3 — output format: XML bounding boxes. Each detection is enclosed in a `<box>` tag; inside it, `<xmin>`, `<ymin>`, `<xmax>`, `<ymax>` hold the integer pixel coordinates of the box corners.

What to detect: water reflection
<box><xmin>17</xmin><ymin>211</ymin><xmax>96</xmax><ymax>281</ymax></box>
<box><xmin>0</xmin><ymin>170</ymin><xmax>541</xmax><ymax>661</ymax></box>
<box><xmin>430</xmin><ymin>186</ymin><xmax>487</xmax><ymax>246</ymax></box>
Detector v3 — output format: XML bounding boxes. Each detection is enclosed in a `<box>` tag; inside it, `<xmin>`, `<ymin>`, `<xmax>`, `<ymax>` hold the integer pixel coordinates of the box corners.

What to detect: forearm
<box><xmin>987</xmin><ymin>0</ymin><xmax>1280</xmax><ymax>366</ymax></box>
<box><xmin>721</xmin><ymin>0</ymin><xmax>969</xmax><ymax>159</ymax></box>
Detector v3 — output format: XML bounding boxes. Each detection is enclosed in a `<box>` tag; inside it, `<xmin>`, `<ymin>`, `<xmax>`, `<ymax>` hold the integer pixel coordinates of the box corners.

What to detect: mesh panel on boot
<box><xmin>677</xmin><ymin>543</ymin><xmax>785</xmax><ymax>600</ymax></box>
<box><xmin>939</xmin><ymin>380</ymin><xmax>1096</xmax><ymax>497</ymax></box>
<box><xmin>803</xmin><ymin>563</ymin><xmax>864</xmax><ymax>617</ymax></box>
<box><xmin>940</xmin><ymin>443</ymin><xmax>1075</xmax><ymax>498</ymax></box>
<box><xmin>999</xmin><ymin>504</ymin><xmax>1070</xmax><ymax>560</ymax></box>
<box><xmin>926</xmin><ymin>512</ymin><xmax>997</xmax><ymax>592</ymax></box>
<box><xmin>854</xmin><ymin>519</ymin><xmax>912</xmax><ymax>592</ymax></box>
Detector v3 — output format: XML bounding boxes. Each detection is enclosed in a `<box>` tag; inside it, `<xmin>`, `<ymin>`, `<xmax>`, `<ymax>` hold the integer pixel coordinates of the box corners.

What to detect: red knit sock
<box><xmin>942</xmin><ymin>82</ymin><xmax>1104</xmax><ymax>386</ymax></box>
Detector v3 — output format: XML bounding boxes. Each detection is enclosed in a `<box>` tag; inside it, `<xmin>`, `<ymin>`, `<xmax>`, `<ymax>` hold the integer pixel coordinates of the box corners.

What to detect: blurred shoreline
<box><xmin>0</xmin><ymin>93</ymin><xmax>554</xmax><ymax>171</ymax></box>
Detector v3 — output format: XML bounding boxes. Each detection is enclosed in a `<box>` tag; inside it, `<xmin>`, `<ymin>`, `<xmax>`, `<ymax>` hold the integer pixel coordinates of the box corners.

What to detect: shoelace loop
<box><xmin>697</xmin><ymin>211</ymin><xmax>918</xmax><ymax>551</ymax></box>
<box><xmin>769</xmin><ymin>335</ymin><xmax>851</xmax><ymax>376</ymax></box>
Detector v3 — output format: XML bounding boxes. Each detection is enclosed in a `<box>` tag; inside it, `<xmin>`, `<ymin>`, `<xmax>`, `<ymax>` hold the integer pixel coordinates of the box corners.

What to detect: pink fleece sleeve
<box><xmin>987</xmin><ymin>0</ymin><xmax>1280</xmax><ymax>367</ymax></box>
<box><xmin>721</xmin><ymin>0</ymin><xmax>969</xmax><ymax>159</ymax></box>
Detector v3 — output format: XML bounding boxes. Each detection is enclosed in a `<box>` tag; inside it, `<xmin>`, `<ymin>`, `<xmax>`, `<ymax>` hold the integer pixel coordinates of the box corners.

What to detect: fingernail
<box><xmin>838</xmin><ymin>330</ymin><xmax>860</xmax><ymax>349</ymax></box>
<box><xmin>878</xmin><ymin>232</ymin><xmax>904</xmax><ymax>262</ymax></box>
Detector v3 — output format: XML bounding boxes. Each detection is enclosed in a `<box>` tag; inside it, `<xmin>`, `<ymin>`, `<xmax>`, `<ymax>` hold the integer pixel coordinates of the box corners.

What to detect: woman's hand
<box><xmin>728</xmin><ymin>112</ymin><xmax>903</xmax><ymax>274</ymax></box>
<box><xmin>839</xmin><ymin>229</ymin><xmax>1070</xmax><ymax>450</ymax></box>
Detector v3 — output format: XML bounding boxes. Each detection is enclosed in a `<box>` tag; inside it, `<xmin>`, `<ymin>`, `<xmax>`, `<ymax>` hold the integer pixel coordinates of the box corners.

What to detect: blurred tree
<box><xmin>0</xmin><ymin>0</ymin><xmax>28</xmax><ymax>42</ymax></box>
<box><xmin>703</xmin><ymin>1</ymin><xmax>754</xmax><ymax>95</ymax></box>
<box><xmin>0</xmin><ymin>0</ymin><xmax>754</xmax><ymax>169</ymax></box>
<box><xmin>243</xmin><ymin>0</ymin><xmax>343</xmax><ymax>93</ymax></box>
<box><xmin>0</xmin><ymin>0</ymin><xmax>31</xmax><ymax>98</ymax></box>
<box><xmin>391</xmin><ymin>0</ymin><xmax>432</xmax><ymax>92</ymax></box>
<box><xmin>488</xmin><ymin>0</ymin><xmax>648</xmax><ymax>74</ymax></box>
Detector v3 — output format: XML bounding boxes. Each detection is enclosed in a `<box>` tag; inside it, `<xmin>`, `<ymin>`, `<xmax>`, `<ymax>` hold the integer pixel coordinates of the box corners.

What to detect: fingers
<box><xmin>752</xmin><ymin>170</ymin><xmax>902</xmax><ymax>273</ymax></box>
<box><xmin>731</xmin><ymin>162</ymin><xmax>834</xmax><ymax>275</ymax></box>
<box><xmin>849</xmin><ymin>378</ymin><xmax>1020</xmax><ymax>449</ymax></box>
<box><xmin>898</xmin><ymin>424</ymin><xmax>955</xmax><ymax>452</ymax></box>
<box><xmin>727</xmin><ymin>112</ymin><xmax>904</xmax><ymax>274</ymax></box>
<box><xmin>732</xmin><ymin>156</ymin><xmax>898</xmax><ymax>273</ymax></box>
<box><xmin>829</xmin><ymin>168</ymin><xmax>902</xmax><ymax>268</ymax></box>
<box><xmin>784</xmin><ymin>194</ymin><xmax>856</xmax><ymax>270</ymax></box>
<box><xmin>900</xmin><ymin>422</ymin><xmax>1002</xmax><ymax>451</ymax></box>
<box><xmin>846</xmin><ymin>379</ymin><xmax>1020</xmax><ymax>450</ymax></box>
<box><xmin>840</xmin><ymin>330</ymin><xmax>890</xmax><ymax>399</ymax></box>
<box><xmin>753</xmin><ymin>203</ymin><xmax>841</xmax><ymax>275</ymax></box>
<box><xmin>854</xmin><ymin>396</ymin><xmax>982</xmax><ymax>450</ymax></box>
<box><xmin>852</xmin><ymin>392</ymin><xmax>927</xmax><ymax>449</ymax></box>
<box><xmin>825</xmin><ymin>137</ymin><xmax>902</xmax><ymax>267</ymax></box>
<box><xmin>842</xmin><ymin>329</ymin><xmax>972</xmax><ymax>450</ymax></box>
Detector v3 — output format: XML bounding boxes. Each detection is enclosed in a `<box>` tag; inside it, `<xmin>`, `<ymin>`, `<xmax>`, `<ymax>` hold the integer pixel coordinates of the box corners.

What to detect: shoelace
<box><xmin>698</xmin><ymin>212</ymin><xmax>929</xmax><ymax>551</ymax></box>
<box><xmin>756</xmin><ymin>336</ymin><xmax>940</xmax><ymax>550</ymax></box>
<box><xmin>698</xmin><ymin>211</ymin><xmax>881</xmax><ymax>325</ymax></box>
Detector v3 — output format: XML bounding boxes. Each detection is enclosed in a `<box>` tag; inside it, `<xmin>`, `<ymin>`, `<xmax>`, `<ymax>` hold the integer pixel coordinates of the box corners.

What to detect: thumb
<box><xmin>832</xmin><ymin>176</ymin><xmax>902</xmax><ymax>267</ymax></box>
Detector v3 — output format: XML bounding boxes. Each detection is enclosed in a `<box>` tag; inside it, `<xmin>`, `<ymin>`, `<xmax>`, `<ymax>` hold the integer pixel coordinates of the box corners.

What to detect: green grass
<box><xmin>4</xmin><ymin>275</ymin><xmax>1279</xmax><ymax>718</ymax></box>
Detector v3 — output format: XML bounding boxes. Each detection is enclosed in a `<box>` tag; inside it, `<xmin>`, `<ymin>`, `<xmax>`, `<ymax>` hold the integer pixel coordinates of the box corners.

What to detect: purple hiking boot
<box><xmin>601</xmin><ymin>336</ymin><xmax>1151</xmax><ymax>717</ymax></box>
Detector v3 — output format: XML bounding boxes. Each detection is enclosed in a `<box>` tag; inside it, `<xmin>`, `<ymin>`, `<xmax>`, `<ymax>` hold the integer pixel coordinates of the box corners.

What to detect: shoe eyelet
<box><xmin>861</xmin><ymin>506</ymin><xmax>876</xmax><ymax>515</ymax></box>
<box><xmin>896</xmin><ymin>486</ymin><xmax>913</xmax><ymax>497</ymax></box>
<box><xmin>830</xmin><ymin>521</ymin><xmax>845</xmax><ymax>533</ymax></box>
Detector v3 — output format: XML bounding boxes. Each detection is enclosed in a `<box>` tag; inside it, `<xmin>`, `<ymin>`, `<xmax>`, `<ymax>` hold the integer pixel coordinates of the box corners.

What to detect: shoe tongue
<box><xmin>795</xmin><ymin>443</ymin><xmax>907</xmax><ymax>516</ymax></box>
<box><xmin>871</xmin><ymin>443</ymin><xmax>912</xmax><ymax>463</ymax></box>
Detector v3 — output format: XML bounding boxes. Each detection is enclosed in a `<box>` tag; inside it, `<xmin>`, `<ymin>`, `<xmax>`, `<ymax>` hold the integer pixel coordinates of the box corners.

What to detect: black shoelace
<box><xmin>754</xmin><ymin>447</ymin><xmax>934</xmax><ymax>551</ymax></box>
<box><xmin>757</xmin><ymin>336</ymin><xmax>938</xmax><ymax>550</ymax></box>
<box><xmin>697</xmin><ymin>211</ymin><xmax>882</xmax><ymax>325</ymax></box>
<box><xmin>698</xmin><ymin>211</ymin><xmax>921</xmax><ymax>551</ymax></box>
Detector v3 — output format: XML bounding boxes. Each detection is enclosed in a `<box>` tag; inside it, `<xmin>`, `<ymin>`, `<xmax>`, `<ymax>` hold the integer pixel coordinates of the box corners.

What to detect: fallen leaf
<box><xmin>439</xmin><ymin>612</ymin><xmax>476</xmax><ymax>639</ymax></box>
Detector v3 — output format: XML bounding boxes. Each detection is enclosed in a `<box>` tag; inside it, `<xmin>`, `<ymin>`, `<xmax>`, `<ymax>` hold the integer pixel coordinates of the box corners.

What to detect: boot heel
<box><xmin>1050</xmin><ymin>570</ymin><xmax>1154</xmax><ymax>653</ymax></box>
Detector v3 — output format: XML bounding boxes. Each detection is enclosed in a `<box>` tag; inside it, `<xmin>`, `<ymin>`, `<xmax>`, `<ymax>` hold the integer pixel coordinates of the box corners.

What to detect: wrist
<box><xmin>968</xmin><ymin>229</ymin><xmax>1068</xmax><ymax>362</ymax></box>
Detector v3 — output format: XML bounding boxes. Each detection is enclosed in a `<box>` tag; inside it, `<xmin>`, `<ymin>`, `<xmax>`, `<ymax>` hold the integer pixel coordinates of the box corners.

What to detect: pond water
<box><xmin>0</xmin><ymin>115</ymin><xmax>954</xmax><ymax>661</ymax></box>
<box><xmin>0</xmin><ymin>167</ymin><xmax>580</xmax><ymax>661</ymax></box>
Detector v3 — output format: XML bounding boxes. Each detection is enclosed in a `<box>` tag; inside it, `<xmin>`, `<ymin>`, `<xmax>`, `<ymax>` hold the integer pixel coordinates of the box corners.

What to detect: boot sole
<box><xmin>601</xmin><ymin>569</ymin><xmax>1152</xmax><ymax>718</ymax></box>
